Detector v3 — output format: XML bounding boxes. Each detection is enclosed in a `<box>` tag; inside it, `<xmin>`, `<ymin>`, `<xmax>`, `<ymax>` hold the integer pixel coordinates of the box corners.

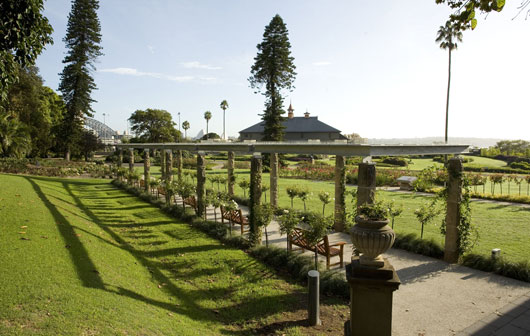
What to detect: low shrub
<box><xmin>393</xmin><ymin>233</ymin><xmax>444</xmax><ymax>259</ymax></box>
<box><xmin>380</xmin><ymin>156</ymin><xmax>408</xmax><ymax>167</ymax></box>
<box><xmin>462</xmin><ymin>254</ymin><xmax>530</xmax><ymax>283</ymax></box>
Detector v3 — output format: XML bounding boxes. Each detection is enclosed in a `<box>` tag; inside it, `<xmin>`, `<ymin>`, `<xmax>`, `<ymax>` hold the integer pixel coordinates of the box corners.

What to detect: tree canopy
<box><xmin>436</xmin><ymin>0</ymin><xmax>506</xmax><ymax>32</ymax></box>
<box><xmin>0</xmin><ymin>0</ymin><xmax>53</xmax><ymax>101</ymax></box>
<box><xmin>249</xmin><ymin>14</ymin><xmax>296</xmax><ymax>141</ymax></box>
<box><xmin>129</xmin><ymin>108</ymin><xmax>180</xmax><ymax>143</ymax></box>
<box><xmin>58</xmin><ymin>0</ymin><xmax>102</xmax><ymax>159</ymax></box>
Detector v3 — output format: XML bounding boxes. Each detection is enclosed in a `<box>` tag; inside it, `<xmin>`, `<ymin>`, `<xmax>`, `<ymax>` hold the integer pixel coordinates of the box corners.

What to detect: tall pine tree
<box><xmin>58</xmin><ymin>0</ymin><xmax>102</xmax><ymax>160</ymax></box>
<box><xmin>249</xmin><ymin>14</ymin><xmax>296</xmax><ymax>141</ymax></box>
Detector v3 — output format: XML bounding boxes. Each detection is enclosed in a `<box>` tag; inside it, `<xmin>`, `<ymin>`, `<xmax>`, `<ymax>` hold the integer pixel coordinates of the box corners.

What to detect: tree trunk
<box><xmin>445</xmin><ymin>49</ymin><xmax>451</xmax><ymax>145</ymax></box>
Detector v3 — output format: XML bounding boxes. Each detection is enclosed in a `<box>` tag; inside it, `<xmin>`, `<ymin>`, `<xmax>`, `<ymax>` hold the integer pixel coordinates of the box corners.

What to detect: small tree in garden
<box><xmin>182</xmin><ymin>120</ymin><xmax>190</xmax><ymax>139</ymax></box>
<box><xmin>190</xmin><ymin>171</ymin><xmax>197</xmax><ymax>184</ymax></box>
<box><xmin>252</xmin><ymin>204</ymin><xmax>274</xmax><ymax>247</ymax></box>
<box><xmin>506</xmin><ymin>175</ymin><xmax>514</xmax><ymax>195</ymax></box>
<box><xmin>297</xmin><ymin>188</ymin><xmax>310</xmax><ymax>211</ymax></box>
<box><xmin>177</xmin><ymin>181</ymin><xmax>195</xmax><ymax>208</ymax></box>
<box><xmin>414</xmin><ymin>202</ymin><xmax>441</xmax><ymax>239</ymax></box>
<box><xmin>211</xmin><ymin>192</ymin><xmax>224</xmax><ymax>222</ymax></box>
<box><xmin>149</xmin><ymin>179</ymin><xmax>159</xmax><ymax>196</ymax></box>
<box><xmin>513</xmin><ymin>176</ymin><xmax>523</xmax><ymax>195</ymax></box>
<box><xmin>203</xmin><ymin>189</ymin><xmax>216</xmax><ymax>220</ymax></box>
<box><xmin>278</xmin><ymin>210</ymin><xmax>301</xmax><ymax>251</ymax></box>
<box><xmin>163</xmin><ymin>181</ymin><xmax>178</xmax><ymax>205</ymax></box>
<box><xmin>318</xmin><ymin>191</ymin><xmax>332</xmax><ymax>215</ymax></box>
<box><xmin>388</xmin><ymin>200</ymin><xmax>403</xmax><ymax>229</ymax></box>
<box><xmin>490</xmin><ymin>174</ymin><xmax>504</xmax><ymax>195</ymax></box>
<box><xmin>218</xmin><ymin>176</ymin><xmax>228</xmax><ymax>192</ymax></box>
<box><xmin>204</xmin><ymin>111</ymin><xmax>212</xmax><ymax>139</ymax></box>
<box><xmin>261</xmin><ymin>184</ymin><xmax>270</xmax><ymax>203</ymax></box>
<box><xmin>286</xmin><ymin>186</ymin><xmax>299</xmax><ymax>208</ymax></box>
<box><xmin>207</xmin><ymin>175</ymin><xmax>217</xmax><ymax>189</ymax></box>
<box><xmin>478</xmin><ymin>174</ymin><xmax>487</xmax><ymax>194</ymax></box>
<box><xmin>238</xmin><ymin>179</ymin><xmax>250</xmax><ymax>198</ymax></box>
<box><xmin>303</xmin><ymin>213</ymin><xmax>333</xmax><ymax>270</ymax></box>
<box><xmin>222</xmin><ymin>198</ymin><xmax>238</xmax><ymax>236</ymax></box>
<box><xmin>526</xmin><ymin>175</ymin><xmax>530</xmax><ymax>196</ymax></box>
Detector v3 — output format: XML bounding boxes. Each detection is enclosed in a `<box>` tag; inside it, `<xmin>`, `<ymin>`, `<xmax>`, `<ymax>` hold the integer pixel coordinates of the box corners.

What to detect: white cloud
<box><xmin>181</xmin><ymin>61</ymin><xmax>222</xmax><ymax>70</ymax></box>
<box><xmin>99</xmin><ymin>67</ymin><xmax>194</xmax><ymax>82</ymax></box>
<box><xmin>312</xmin><ymin>61</ymin><xmax>332</xmax><ymax>66</ymax></box>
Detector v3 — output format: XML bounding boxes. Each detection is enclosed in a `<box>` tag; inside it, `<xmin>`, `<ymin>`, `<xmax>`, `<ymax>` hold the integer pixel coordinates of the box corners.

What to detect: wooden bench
<box><xmin>157</xmin><ymin>186</ymin><xmax>166</xmax><ymax>197</ymax></box>
<box><xmin>183</xmin><ymin>195</ymin><xmax>198</xmax><ymax>212</ymax></box>
<box><xmin>288</xmin><ymin>227</ymin><xmax>346</xmax><ymax>269</ymax></box>
<box><xmin>140</xmin><ymin>180</ymin><xmax>145</xmax><ymax>188</ymax></box>
<box><xmin>220</xmin><ymin>205</ymin><xmax>249</xmax><ymax>235</ymax></box>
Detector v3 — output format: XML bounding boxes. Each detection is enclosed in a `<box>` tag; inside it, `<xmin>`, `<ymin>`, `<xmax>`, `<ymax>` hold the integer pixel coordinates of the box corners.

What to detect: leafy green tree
<box><xmin>220</xmin><ymin>100</ymin><xmax>228</xmax><ymax>140</ymax></box>
<box><xmin>129</xmin><ymin>109</ymin><xmax>180</xmax><ymax>143</ymax></box>
<box><xmin>4</xmin><ymin>67</ymin><xmax>65</xmax><ymax>156</ymax></box>
<box><xmin>249</xmin><ymin>14</ymin><xmax>296</xmax><ymax>141</ymax></box>
<box><xmin>182</xmin><ymin>120</ymin><xmax>190</xmax><ymax>139</ymax></box>
<box><xmin>203</xmin><ymin>111</ymin><xmax>212</xmax><ymax>139</ymax></box>
<box><xmin>78</xmin><ymin>128</ymin><xmax>103</xmax><ymax>160</ymax></box>
<box><xmin>58</xmin><ymin>0</ymin><xmax>103</xmax><ymax>160</ymax></box>
<box><xmin>436</xmin><ymin>22</ymin><xmax>462</xmax><ymax>145</ymax></box>
<box><xmin>0</xmin><ymin>113</ymin><xmax>31</xmax><ymax>157</ymax></box>
<box><xmin>436</xmin><ymin>0</ymin><xmax>506</xmax><ymax>32</ymax></box>
<box><xmin>0</xmin><ymin>0</ymin><xmax>53</xmax><ymax>101</ymax></box>
<box><xmin>303</xmin><ymin>213</ymin><xmax>333</xmax><ymax>270</ymax></box>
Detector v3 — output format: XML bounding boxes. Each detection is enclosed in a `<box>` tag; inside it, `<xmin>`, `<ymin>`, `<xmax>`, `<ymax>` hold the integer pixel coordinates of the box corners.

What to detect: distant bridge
<box><xmin>84</xmin><ymin>117</ymin><xmax>117</xmax><ymax>139</ymax></box>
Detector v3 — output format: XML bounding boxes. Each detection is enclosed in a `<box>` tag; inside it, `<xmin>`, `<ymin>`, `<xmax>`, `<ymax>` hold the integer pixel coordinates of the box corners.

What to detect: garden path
<box><xmin>179</xmin><ymin>196</ymin><xmax>530</xmax><ymax>335</ymax></box>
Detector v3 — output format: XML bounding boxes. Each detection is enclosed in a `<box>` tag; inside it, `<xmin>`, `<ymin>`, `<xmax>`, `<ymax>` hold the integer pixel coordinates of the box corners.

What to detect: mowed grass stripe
<box><xmin>0</xmin><ymin>174</ymin><xmax>303</xmax><ymax>336</ymax></box>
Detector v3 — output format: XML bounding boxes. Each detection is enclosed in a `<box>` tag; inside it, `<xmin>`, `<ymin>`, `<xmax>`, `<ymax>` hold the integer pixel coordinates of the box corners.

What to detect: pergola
<box><xmin>115</xmin><ymin>141</ymin><xmax>469</xmax><ymax>335</ymax></box>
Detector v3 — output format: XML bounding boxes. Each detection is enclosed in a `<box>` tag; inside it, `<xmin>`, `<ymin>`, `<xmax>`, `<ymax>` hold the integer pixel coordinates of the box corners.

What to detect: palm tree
<box><xmin>204</xmin><ymin>111</ymin><xmax>212</xmax><ymax>140</ymax></box>
<box><xmin>436</xmin><ymin>21</ymin><xmax>463</xmax><ymax>145</ymax></box>
<box><xmin>182</xmin><ymin>120</ymin><xmax>190</xmax><ymax>140</ymax></box>
<box><xmin>0</xmin><ymin>114</ymin><xmax>31</xmax><ymax>158</ymax></box>
<box><xmin>220</xmin><ymin>100</ymin><xmax>229</xmax><ymax>140</ymax></box>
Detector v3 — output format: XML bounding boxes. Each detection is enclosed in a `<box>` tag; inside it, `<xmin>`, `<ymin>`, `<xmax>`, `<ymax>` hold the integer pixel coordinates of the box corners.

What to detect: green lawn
<box><xmin>0</xmin><ymin>174</ymin><xmax>310</xmax><ymax>335</ymax></box>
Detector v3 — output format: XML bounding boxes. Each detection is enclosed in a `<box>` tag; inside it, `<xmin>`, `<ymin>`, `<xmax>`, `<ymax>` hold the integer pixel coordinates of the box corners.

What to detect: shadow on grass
<box><xmin>21</xmin><ymin>176</ymin><xmax>307</xmax><ymax>332</ymax></box>
<box><xmin>23</xmin><ymin>176</ymin><xmax>105</xmax><ymax>289</ymax></box>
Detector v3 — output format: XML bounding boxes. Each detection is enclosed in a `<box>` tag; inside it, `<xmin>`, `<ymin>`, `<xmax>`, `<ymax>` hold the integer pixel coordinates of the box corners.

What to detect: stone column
<box><xmin>249</xmin><ymin>153</ymin><xmax>262</xmax><ymax>245</ymax></box>
<box><xmin>165</xmin><ymin>149</ymin><xmax>173</xmax><ymax>182</ymax></box>
<box><xmin>444</xmin><ymin>158</ymin><xmax>463</xmax><ymax>263</ymax></box>
<box><xmin>196</xmin><ymin>151</ymin><xmax>206</xmax><ymax>218</ymax></box>
<box><xmin>118</xmin><ymin>149</ymin><xmax>123</xmax><ymax>168</ymax></box>
<box><xmin>160</xmin><ymin>150</ymin><xmax>166</xmax><ymax>181</ymax></box>
<box><xmin>227</xmin><ymin>151</ymin><xmax>235</xmax><ymax>196</ymax></box>
<box><xmin>270</xmin><ymin>153</ymin><xmax>279</xmax><ymax>208</ymax></box>
<box><xmin>143</xmin><ymin>148</ymin><xmax>150</xmax><ymax>192</ymax></box>
<box><xmin>128</xmin><ymin>149</ymin><xmax>134</xmax><ymax>172</ymax></box>
<box><xmin>357</xmin><ymin>162</ymin><xmax>376</xmax><ymax>208</ymax></box>
<box><xmin>176</xmin><ymin>150</ymin><xmax>182</xmax><ymax>181</ymax></box>
<box><xmin>334</xmin><ymin>155</ymin><xmax>346</xmax><ymax>231</ymax></box>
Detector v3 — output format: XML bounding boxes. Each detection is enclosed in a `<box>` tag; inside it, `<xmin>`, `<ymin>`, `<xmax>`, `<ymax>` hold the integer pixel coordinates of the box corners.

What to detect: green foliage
<box><xmin>318</xmin><ymin>191</ymin><xmax>332</xmax><ymax>215</ymax></box>
<box><xmin>0</xmin><ymin>0</ymin><xmax>53</xmax><ymax>101</ymax></box>
<box><xmin>302</xmin><ymin>213</ymin><xmax>333</xmax><ymax>270</ymax></box>
<box><xmin>286</xmin><ymin>185</ymin><xmax>299</xmax><ymax>208</ymax></box>
<box><xmin>128</xmin><ymin>109</ymin><xmax>180</xmax><ymax>143</ymax></box>
<box><xmin>58</xmin><ymin>0</ymin><xmax>103</xmax><ymax>158</ymax></box>
<box><xmin>78</xmin><ymin>129</ymin><xmax>104</xmax><ymax>160</ymax></box>
<box><xmin>461</xmin><ymin>254</ymin><xmax>530</xmax><ymax>283</ymax></box>
<box><xmin>357</xmin><ymin>200</ymin><xmax>390</xmax><ymax>221</ymax></box>
<box><xmin>436</xmin><ymin>0</ymin><xmax>505</xmax><ymax>32</ymax></box>
<box><xmin>0</xmin><ymin>113</ymin><xmax>31</xmax><ymax>157</ymax></box>
<box><xmin>414</xmin><ymin>201</ymin><xmax>441</xmax><ymax>239</ymax></box>
<box><xmin>388</xmin><ymin>200</ymin><xmax>403</xmax><ymax>229</ymax></box>
<box><xmin>181</xmin><ymin>120</ymin><xmax>190</xmax><ymax>139</ymax></box>
<box><xmin>393</xmin><ymin>233</ymin><xmax>444</xmax><ymax>259</ymax></box>
<box><xmin>252</xmin><ymin>203</ymin><xmax>274</xmax><ymax>246</ymax></box>
<box><xmin>248</xmin><ymin>15</ymin><xmax>296</xmax><ymax>141</ymax></box>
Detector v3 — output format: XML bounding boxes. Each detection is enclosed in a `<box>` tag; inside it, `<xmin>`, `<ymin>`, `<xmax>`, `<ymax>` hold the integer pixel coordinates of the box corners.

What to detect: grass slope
<box><xmin>0</xmin><ymin>174</ymin><xmax>310</xmax><ymax>335</ymax></box>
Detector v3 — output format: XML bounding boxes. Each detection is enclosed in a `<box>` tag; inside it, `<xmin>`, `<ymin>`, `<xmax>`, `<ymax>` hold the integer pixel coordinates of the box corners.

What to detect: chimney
<box><xmin>287</xmin><ymin>102</ymin><xmax>294</xmax><ymax>119</ymax></box>
<box><xmin>304</xmin><ymin>109</ymin><xmax>310</xmax><ymax>118</ymax></box>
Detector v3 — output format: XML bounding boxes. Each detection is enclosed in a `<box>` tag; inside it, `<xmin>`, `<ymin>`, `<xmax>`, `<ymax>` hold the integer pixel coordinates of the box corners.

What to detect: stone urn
<box><xmin>350</xmin><ymin>215</ymin><xmax>396</xmax><ymax>267</ymax></box>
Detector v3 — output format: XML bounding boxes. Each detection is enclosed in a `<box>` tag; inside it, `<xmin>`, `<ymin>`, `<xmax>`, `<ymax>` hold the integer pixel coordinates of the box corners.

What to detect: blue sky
<box><xmin>36</xmin><ymin>0</ymin><xmax>530</xmax><ymax>141</ymax></box>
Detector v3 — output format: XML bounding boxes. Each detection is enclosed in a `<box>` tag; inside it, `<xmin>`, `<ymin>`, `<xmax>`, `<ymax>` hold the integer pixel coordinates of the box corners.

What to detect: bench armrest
<box><xmin>329</xmin><ymin>241</ymin><xmax>347</xmax><ymax>247</ymax></box>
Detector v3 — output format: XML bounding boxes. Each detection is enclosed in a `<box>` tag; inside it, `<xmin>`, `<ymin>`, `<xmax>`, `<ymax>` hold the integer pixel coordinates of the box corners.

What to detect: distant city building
<box><xmin>239</xmin><ymin>103</ymin><xmax>347</xmax><ymax>141</ymax></box>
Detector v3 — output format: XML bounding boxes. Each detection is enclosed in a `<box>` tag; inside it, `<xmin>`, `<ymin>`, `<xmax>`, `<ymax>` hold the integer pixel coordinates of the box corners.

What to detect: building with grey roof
<box><xmin>239</xmin><ymin>104</ymin><xmax>347</xmax><ymax>142</ymax></box>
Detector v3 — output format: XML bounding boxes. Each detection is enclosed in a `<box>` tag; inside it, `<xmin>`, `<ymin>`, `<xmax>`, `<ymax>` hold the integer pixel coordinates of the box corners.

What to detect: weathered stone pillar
<box><xmin>143</xmin><ymin>148</ymin><xmax>150</xmax><ymax>192</ymax></box>
<box><xmin>128</xmin><ymin>149</ymin><xmax>134</xmax><ymax>172</ymax></box>
<box><xmin>270</xmin><ymin>153</ymin><xmax>279</xmax><ymax>208</ymax></box>
<box><xmin>227</xmin><ymin>151</ymin><xmax>235</xmax><ymax>196</ymax></box>
<box><xmin>444</xmin><ymin>158</ymin><xmax>463</xmax><ymax>263</ymax></box>
<box><xmin>357</xmin><ymin>162</ymin><xmax>376</xmax><ymax>208</ymax></box>
<box><xmin>249</xmin><ymin>153</ymin><xmax>262</xmax><ymax>245</ymax></box>
<box><xmin>118</xmin><ymin>149</ymin><xmax>123</xmax><ymax>168</ymax></box>
<box><xmin>165</xmin><ymin>149</ymin><xmax>173</xmax><ymax>182</ymax></box>
<box><xmin>160</xmin><ymin>150</ymin><xmax>166</xmax><ymax>180</ymax></box>
<box><xmin>176</xmin><ymin>150</ymin><xmax>182</xmax><ymax>181</ymax></box>
<box><xmin>196</xmin><ymin>151</ymin><xmax>206</xmax><ymax>218</ymax></box>
<box><xmin>334</xmin><ymin>155</ymin><xmax>346</xmax><ymax>231</ymax></box>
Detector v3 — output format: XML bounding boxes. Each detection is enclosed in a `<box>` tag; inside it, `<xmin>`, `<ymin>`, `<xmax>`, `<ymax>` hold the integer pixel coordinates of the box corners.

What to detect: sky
<box><xmin>36</xmin><ymin>0</ymin><xmax>530</xmax><ymax>141</ymax></box>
